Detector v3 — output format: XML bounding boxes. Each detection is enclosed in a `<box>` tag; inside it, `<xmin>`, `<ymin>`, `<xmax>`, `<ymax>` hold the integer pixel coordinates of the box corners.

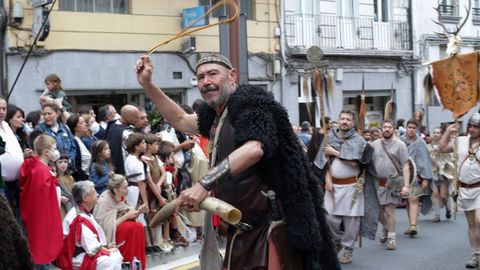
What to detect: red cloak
<box><xmin>57</xmin><ymin>214</ymin><xmax>110</xmax><ymax>270</ymax></box>
<box><xmin>19</xmin><ymin>156</ymin><xmax>63</xmax><ymax>264</ymax></box>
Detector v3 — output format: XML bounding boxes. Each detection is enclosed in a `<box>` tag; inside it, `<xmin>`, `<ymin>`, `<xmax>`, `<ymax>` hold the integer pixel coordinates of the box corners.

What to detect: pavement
<box><xmin>146</xmin><ymin>208</ymin><xmax>471</xmax><ymax>270</ymax></box>
<box><xmin>145</xmin><ymin>242</ymin><xmax>203</xmax><ymax>270</ymax></box>
<box><xmin>146</xmin><ymin>240</ymin><xmax>225</xmax><ymax>270</ymax></box>
<box><xmin>343</xmin><ymin>208</ymin><xmax>470</xmax><ymax>270</ymax></box>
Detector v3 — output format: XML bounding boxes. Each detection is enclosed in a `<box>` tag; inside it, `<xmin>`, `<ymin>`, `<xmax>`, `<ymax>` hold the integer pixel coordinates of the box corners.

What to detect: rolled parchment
<box><xmin>149</xmin><ymin>197</ymin><xmax>242</xmax><ymax>228</ymax></box>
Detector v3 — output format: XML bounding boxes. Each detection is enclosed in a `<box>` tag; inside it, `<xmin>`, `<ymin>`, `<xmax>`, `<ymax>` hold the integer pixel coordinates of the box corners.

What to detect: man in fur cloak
<box><xmin>136</xmin><ymin>53</ymin><xmax>340</xmax><ymax>270</ymax></box>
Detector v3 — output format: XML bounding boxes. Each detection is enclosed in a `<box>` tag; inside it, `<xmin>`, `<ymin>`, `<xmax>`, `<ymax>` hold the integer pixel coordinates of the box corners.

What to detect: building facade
<box><xmin>4</xmin><ymin>0</ymin><xmax>282</xmax><ymax>120</ymax></box>
<box><xmin>414</xmin><ymin>0</ymin><xmax>480</xmax><ymax>131</ymax></box>
<box><xmin>282</xmin><ymin>0</ymin><xmax>415</xmax><ymax>128</ymax></box>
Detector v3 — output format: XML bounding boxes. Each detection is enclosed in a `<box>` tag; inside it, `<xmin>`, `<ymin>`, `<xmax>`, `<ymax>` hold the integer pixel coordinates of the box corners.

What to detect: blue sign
<box><xmin>182</xmin><ymin>6</ymin><xmax>209</xmax><ymax>30</ymax></box>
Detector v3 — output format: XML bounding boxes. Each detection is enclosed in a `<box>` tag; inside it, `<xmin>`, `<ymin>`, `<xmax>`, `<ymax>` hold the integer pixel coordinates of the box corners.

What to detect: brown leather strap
<box><xmin>457</xmin><ymin>180</ymin><xmax>480</xmax><ymax>189</ymax></box>
<box><xmin>332</xmin><ymin>176</ymin><xmax>357</xmax><ymax>185</ymax></box>
<box><xmin>128</xmin><ymin>181</ymin><xmax>139</xmax><ymax>187</ymax></box>
<box><xmin>381</xmin><ymin>141</ymin><xmax>401</xmax><ymax>175</ymax></box>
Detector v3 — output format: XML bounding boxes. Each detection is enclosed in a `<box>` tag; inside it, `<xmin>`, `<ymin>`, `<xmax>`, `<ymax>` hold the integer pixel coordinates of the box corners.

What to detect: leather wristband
<box><xmin>199</xmin><ymin>158</ymin><xmax>232</xmax><ymax>191</ymax></box>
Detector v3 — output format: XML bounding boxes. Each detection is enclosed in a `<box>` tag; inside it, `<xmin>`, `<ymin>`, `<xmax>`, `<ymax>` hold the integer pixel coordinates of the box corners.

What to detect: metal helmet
<box><xmin>468</xmin><ymin>113</ymin><xmax>480</xmax><ymax>127</ymax></box>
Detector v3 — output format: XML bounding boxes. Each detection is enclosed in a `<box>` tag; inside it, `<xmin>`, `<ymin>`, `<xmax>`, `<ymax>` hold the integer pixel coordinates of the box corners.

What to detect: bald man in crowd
<box><xmin>105</xmin><ymin>104</ymin><xmax>139</xmax><ymax>174</ymax></box>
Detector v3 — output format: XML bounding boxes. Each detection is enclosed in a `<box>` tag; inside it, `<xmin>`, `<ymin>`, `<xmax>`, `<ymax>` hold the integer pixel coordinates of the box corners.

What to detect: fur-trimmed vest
<box><xmin>198</xmin><ymin>84</ymin><xmax>340</xmax><ymax>270</ymax></box>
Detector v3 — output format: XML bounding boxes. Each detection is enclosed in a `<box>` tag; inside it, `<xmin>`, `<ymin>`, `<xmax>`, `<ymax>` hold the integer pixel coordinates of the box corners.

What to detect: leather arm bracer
<box><xmin>199</xmin><ymin>158</ymin><xmax>232</xmax><ymax>191</ymax></box>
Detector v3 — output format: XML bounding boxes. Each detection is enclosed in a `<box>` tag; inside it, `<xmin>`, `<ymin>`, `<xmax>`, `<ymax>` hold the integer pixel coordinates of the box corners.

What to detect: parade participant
<box><xmin>320</xmin><ymin>110</ymin><xmax>375</xmax><ymax>264</ymax></box>
<box><xmin>94</xmin><ymin>174</ymin><xmax>147</xmax><ymax>270</ymax></box>
<box><xmin>371</xmin><ymin>128</ymin><xmax>382</xmax><ymax>141</ymax></box>
<box><xmin>0</xmin><ymin>194</ymin><xmax>34</xmax><ymax>269</ymax></box>
<box><xmin>370</xmin><ymin>120</ymin><xmax>410</xmax><ymax>250</ymax></box>
<box><xmin>428</xmin><ymin>127</ymin><xmax>453</xmax><ymax>222</ymax></box>
<box><xmin>362</xmin><ymin>128</ymin><xmax>372</xmax><ymax>142</ymax></box>
<box><xmin>400</xmin><ymin>119</ymin><xmax>434</xmax><ymax>237</ymax></box>
<box><xmin>19</xmin><ymin>134</ymin><xmax>63</xmax><ymax>269</ymax></box>
<box><xmin>306</xmin><ymin>116</ymin><xmax>332</xmax><ymax>189</ymax></box>
<box><xmin>438</xmin><ymin>113</ymin><xmax>480</xmax><ymax>268</ymax></box>
<box><xmin>397</xmin><ymin>118</ymin><xmax>406</xmax><ymax>137</ymax></box>
<box><xmin>58</xmin><ymin>181</ymin><xmax>123</xmax><ymax>270</ymax></box>
<box><xmin>136</xmin><ymin>54</ymin><xmax>339</xmax><ymax>269</ymax></box>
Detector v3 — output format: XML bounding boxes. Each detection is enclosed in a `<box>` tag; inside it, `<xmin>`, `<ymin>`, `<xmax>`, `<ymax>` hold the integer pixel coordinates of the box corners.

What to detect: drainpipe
<box><xmin>408</xmin><ymin>0</ymin><xmax>416</xmax><ymax>118</ymax></box>
<box><xmin>279</xmin><ymin>0</ymin><xmax>286</xmax><ymax>105</ymax></box>
<box><xmin>0</xmin><ymin>0</ymin><xmax>7</xmax><ymax>98</ymax></box>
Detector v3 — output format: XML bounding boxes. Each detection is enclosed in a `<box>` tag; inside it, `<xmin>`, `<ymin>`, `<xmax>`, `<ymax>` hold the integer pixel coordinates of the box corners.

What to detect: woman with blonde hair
<box><xmin>94</xmin><ymin>173</ymin><xmax>148</xmax><ymax>270</ymax></box>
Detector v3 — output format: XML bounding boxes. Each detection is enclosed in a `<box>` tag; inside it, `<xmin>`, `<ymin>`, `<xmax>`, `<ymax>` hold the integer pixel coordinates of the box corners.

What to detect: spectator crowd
<box><xmin>0</xmin><ymin>74</ymin><xmax>209</xmax><ymax>270</ymax></box>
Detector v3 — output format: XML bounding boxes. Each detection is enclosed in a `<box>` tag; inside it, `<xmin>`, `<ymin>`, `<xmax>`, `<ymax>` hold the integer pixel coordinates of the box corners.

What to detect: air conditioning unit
<box><xmin>181</xmin><ymin>37</ymin><xmax>196</xmax><ymax>54</ymax></box>
<box><xmin>29</xmin><ymin>0</ymin><xmax>52</xmax><ymax>8</ymax></box>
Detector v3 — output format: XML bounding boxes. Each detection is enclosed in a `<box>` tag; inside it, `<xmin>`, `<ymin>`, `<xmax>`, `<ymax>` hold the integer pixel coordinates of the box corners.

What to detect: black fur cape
<box><xmin>198</xmin><ymin>84</ymin><xmax>340</xmax><ymax>270</ymax></box>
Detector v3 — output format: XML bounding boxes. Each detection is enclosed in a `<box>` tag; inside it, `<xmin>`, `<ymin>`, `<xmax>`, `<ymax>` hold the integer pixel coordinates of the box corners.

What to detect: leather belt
<box><xmin>378</xmin><ymin>178</ymin><xmax>387</xmax><ymax>187</ymax></box>
<box><xmin>128</xmin><ymin>181</ymin><xmax>139</xmax><ymax>187</ymax></box>
<box><xmin>457</xmin><ymin>180</ymin><xmax>480</xmax><ymax>189</ymax></box>
<box><xmin>332</xmin><ymin>176</ymin><xmax>357</xmax><ymax>185</ymax></box>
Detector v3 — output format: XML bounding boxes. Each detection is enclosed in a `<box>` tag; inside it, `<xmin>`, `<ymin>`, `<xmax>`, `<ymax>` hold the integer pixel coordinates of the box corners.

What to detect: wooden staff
<box><xmin>358</xmin><ymin>74</ymin><xmax>366</xmax><ymax>132</ymax></box>
<box><xmin>314</xmin><ymin>69</ymin><xmax>328</xmax><ymax>145</ymax></box>
<box><xmin>314</xmin><ymin>69</ymin><xmax>335</xmax><ymax>209</ymax></box>
<box><xmin>452</xmin><ymin>117</ymin><xmax>459</xmax><ymax>220</ymax></box>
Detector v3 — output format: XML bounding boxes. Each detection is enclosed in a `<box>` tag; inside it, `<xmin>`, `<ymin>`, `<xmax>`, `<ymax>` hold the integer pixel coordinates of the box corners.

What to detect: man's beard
<box><xmin>383</xmin><ymin>132</ymin><xmax>392</xmax><ymax>139</ymax></box>
<box><xmin>339</xmin><ymin>125</ymin><xmax>352</xmax><ymax>132</ymax></box>
<box><xmin>203</xmin><ymin>82</ymin><xmax>235</xmax><ymax>108</ymax></box>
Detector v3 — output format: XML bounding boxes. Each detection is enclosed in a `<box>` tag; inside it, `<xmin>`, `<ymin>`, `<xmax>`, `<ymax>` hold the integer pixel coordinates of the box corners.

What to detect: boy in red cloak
<box><xmin>20</xmin><ymin>134</ymin><xmax>63</xmax><ymax>268</ymax></box>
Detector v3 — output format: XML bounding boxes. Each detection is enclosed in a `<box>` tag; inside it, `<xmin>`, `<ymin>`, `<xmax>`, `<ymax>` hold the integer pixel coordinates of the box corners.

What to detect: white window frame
<box><xmin>338</xmin><ymin>0</ymin><xmax>355</xmax><ymax>17</ymax></box>
<box><xmin>58</xmin><ymin>0</ymin><xmax>129</xmax><ymax>14</ymax></box>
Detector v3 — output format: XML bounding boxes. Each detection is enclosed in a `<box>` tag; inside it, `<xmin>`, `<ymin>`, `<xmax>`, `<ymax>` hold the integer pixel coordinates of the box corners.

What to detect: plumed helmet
<box><xmin>468</xmin><ymin>113</ymin><xmax>480</xmax><ymax>127</ymax></box>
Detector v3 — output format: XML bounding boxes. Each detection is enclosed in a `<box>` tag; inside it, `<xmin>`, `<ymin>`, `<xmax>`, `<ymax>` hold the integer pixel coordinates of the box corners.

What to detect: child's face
<box><xmin>135</xmin><ymin>140</ymin><xmax>147</xmax><ymax>153</ymax></box>
<box><xmin>102</xmin><ymin>145</ymin><xmax>111</xmax><ymax>159</ymax></box>
<box><xmin>166</xmin><ymin>152</ymin><xmax>174</xmax><ymax>165</ymax></box>
<box><xmin>46</xmin><ymin>80</ymin><xmax>59</xmax><ymax>92</ymax></box>
<box><xmin>147</xmin><ymin>141</ymin><xmax>159</xmax><ymax>154</ymax></box>
<box><xmin>56</xmin><ymin>159</ymin><xmax>69</xmax><ymax>173</ymax></box>
<box><xmin>46</xmin><ymin>145</ymin><xmax>60</xmax><ymax>163</ymax></box>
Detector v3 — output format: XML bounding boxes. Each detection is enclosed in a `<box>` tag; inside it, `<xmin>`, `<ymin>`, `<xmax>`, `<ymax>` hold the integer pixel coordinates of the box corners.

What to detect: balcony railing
<box><xmin>285</xmin><ymin>14</ymin><xmax>411</xmax><ymax>51</ymax></box>
<box><xmin>438</xmin><ymin>4</ymin><xmax>457</xmax><ymax>16</ymax></box>
<box><xmin>473</xmin><ymin>7</ymin><xmax>480</xmax><ymax>17</ymax></box>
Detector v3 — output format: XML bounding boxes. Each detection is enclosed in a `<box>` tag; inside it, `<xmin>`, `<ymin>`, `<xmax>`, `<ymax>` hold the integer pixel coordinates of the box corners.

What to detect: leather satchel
<box><xmin>381</xmin><ymin>142</ymin><xmax>403</xmax><ymax>196</ymax></box>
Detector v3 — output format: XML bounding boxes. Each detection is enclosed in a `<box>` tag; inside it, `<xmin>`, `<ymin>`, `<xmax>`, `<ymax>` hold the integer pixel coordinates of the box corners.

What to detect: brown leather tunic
<box><xmin>214</xmin><ymin>115</ymin><xmax>270</xmax><ymax>269</ymax></box>
<box><xmin>146</xmin><ymin>157</ymin><xmax>162</xmax><ymax>213</ymax></box>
